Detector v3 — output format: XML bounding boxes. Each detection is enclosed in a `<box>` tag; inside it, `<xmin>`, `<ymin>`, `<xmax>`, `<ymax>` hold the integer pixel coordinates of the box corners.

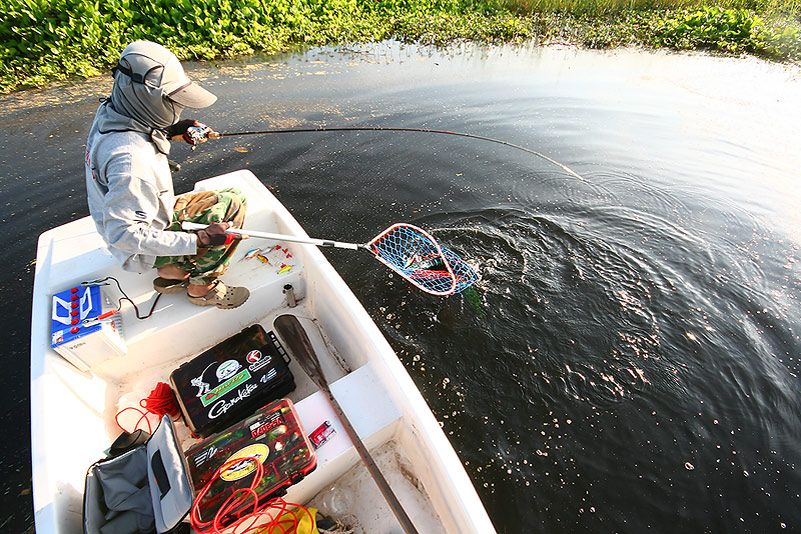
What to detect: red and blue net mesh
<box><xmin>367</xmin><ymin>223</ymin><xmax>478</xmax><ymax>296</ymax></box>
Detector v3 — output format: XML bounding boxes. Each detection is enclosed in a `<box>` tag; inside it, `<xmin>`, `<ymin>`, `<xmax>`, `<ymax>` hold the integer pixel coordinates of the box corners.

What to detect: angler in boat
<box><xmin>84</xmin><ymin>40</ymin><xmax>249</xmax><ymax>310</ymax></box>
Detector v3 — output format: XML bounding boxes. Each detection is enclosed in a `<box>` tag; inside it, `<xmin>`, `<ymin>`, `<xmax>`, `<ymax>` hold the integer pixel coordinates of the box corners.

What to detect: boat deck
<box><xmin>111</xmin><ymin>302</ymin><xmax>445</xmax><ymax>533</ymax></box>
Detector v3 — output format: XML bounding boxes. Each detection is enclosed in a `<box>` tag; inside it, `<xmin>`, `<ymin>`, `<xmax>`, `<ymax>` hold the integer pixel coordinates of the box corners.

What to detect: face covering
<box><xmin>95</xmin><ymin>70</ymin><xmax>184</xmax><ymax>154</ymax></box>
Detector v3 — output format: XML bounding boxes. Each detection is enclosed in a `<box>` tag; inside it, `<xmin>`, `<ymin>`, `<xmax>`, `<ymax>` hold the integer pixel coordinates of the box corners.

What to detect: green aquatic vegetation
<box><xmin>0</xmin><ymin>0</ymin><xmax>528</xmax><ymax>91</ymax></box>
<box><xmin>0</xmin><ymin>0</ymin><xmax>799</xmax><ymax>92</ymax></box>
<box><xmin>462</xmin><ymin>287</ymin><xmax>485</xmax><ymax>317</ymax></box>
<box><xmin>754</xmin><ymin>19</ymin><xmax>801</xmax><ymax>58</ymax></box>
<box><xmin>655</xmin><ymin>6</ymin><xmax>801</xmax><ymax>56</ymax></box>
<box><xmin>658</xmin><ymin>6</ymin><xmax>760</xmax><ymax>51</ymax></box>
<box><xmin>503</xmin><ymin>0</ymin><xmax>801</xmax><ymax>14</ymax></box>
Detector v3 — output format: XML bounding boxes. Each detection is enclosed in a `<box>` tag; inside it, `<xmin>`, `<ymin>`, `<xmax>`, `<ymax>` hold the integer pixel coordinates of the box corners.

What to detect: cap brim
<box><xmin>167</xmin><ymin>82</ymin><xmax>217</xmax><ymax>108</ymax></box>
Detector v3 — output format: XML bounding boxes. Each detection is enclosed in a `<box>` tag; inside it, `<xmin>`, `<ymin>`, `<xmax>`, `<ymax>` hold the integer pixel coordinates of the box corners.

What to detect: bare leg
<box><xmin>157</xmin><ymin>265</ymin><xmax>216</xmax><ymax>298</ymax></box>
<box><xmin>157</xmin><ymin>265</ymin><xmax>190</xmax><ymax>280</ymax></box>
<box><xmin>187</xmin><ymin>281</ymin><xmax>215</xmax><ymax>298</ymax></box>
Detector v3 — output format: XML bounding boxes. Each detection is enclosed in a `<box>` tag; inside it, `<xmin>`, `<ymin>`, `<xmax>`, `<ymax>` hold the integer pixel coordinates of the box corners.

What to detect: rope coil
<box><xmin>114</xmin><ymin>382</ymin><xmax>180</xmax><ymax>434</ymax></box>
<box><xmin>191</xmin><ymin>455</ymin><xmax>314</xmax><ymax>534</ymax></box>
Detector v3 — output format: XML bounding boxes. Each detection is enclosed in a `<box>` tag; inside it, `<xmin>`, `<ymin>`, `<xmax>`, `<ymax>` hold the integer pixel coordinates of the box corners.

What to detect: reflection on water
<box><xmin>3</xmin><ymin>42</ymin><xmax>801</xmax><ymax>532</ymax></box>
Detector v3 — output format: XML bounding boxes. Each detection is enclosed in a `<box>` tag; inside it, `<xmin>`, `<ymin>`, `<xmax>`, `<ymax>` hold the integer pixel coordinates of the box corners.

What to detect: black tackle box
<box><xmin>170</xmin><ymin>325</ymin><xmax>295</xmax><ymax>438</ymax></box>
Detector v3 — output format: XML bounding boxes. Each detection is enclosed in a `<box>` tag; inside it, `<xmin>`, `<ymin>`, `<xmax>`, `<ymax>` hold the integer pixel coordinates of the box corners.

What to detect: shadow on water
<box><xmin>3</xmin><ymin>42</ymin><xmax>801</xmax><ymax>532</ymax></box>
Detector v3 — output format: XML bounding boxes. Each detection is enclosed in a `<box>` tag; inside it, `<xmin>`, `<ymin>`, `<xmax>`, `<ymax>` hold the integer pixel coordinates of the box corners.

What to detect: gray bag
<box><xmin>83</xmin><ymin>416</ymin><xmax>193</xmax><ymax>534</ymax></box>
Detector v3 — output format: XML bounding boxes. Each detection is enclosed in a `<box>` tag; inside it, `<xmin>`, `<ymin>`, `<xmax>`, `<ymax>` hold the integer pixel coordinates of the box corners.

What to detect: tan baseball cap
<box><xmin>115</xmin><ymin>41</ymin><xmax>217</xmax><ymax>108</ymax></box>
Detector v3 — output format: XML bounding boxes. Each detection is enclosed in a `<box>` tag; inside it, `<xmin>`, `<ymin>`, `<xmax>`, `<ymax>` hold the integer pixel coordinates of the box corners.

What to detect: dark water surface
<box><xmin>3</xmin><ymin>43</ymin><xmax>801</xmax><ymax>532</ymax></box>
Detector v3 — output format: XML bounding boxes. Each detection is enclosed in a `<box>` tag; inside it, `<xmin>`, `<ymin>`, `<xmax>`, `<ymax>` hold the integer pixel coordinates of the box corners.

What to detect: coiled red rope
<box><xmin>115</xmin><ymin>382</ymin><xmax>181</xmax><ymax>434</ymax></box>
<box><xmin>140</xmin><ymin>381</ymin><xmax>181</xmax><ymax>418</ymax></box>
<box><xmin>191</xmin><ymin>455</ymin><xmax>314</xmax><ymax>534</ymax></box>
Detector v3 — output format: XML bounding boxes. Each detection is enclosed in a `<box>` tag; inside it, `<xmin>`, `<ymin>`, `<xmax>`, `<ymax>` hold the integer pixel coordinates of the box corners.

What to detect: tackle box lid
<box><xmin>170</xmin><ymin>324</ymin><xmax>295</xmax><ymax>438</ymax></box>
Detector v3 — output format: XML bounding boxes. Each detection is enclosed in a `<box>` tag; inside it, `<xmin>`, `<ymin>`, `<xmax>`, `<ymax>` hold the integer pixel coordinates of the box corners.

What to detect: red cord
<box><xmin>140</xmin><ymin>382</ymin><xmax>181</xmax><ymax>419</ymax></box>
<box><xmin>190</xmin><ymin>455</ymin><xmax>314</xmax><ymax>534</ymax></box>
<box><xmin>115</xmin><ymin>382</ymin><xmax>180</xmax><ymax>435</ymax></box>
<box><xmin>114</xmin><ymin>406</ymin><xmax>153</xmax><ymax>434</ymax></box>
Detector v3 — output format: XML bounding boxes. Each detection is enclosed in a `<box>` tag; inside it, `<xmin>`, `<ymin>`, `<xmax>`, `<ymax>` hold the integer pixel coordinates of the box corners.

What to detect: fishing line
<box><xmin>212</xmin><ymin>126</ymin><xmax>587</xmax><ymax>182</ymax></box>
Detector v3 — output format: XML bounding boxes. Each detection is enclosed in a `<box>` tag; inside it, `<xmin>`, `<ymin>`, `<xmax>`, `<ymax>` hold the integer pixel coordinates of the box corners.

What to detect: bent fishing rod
<box><xmin>186</xmin><ymin>124</ymin><xmax>586</xmax><ymax>181</ymax></box>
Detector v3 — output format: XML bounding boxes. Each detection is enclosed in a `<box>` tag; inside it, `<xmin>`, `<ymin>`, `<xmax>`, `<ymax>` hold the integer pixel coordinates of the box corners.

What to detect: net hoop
<box><xmin>367</xmin><ymin>223</ymin><xmax>476</xmax><ymax>296</ymax></box>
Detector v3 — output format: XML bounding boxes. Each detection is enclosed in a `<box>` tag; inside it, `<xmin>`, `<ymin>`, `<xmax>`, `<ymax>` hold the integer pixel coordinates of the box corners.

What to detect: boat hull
<box><xmin>30</xmin><ymin>170</ymin><xmax>496</xmax><ymax>533</ymax></box>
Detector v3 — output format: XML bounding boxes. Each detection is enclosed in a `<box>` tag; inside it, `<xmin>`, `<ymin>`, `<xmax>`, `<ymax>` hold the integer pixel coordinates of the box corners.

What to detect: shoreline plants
<box><xmin>1</xmin><ymin>0</ymin><xmax>799</xmax><ymax>92</ymax></box>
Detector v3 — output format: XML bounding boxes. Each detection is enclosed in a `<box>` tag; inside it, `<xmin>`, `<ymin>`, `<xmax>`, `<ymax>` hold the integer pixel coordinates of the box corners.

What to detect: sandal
<box><xmin>187</xmin><ymin>280</ymin><xmax>249</xmax><ymax>309</ymax></box>
<box><xmin>153</xmin><ymin>277</ymin><xmax>188</xmax><ymax>294</ymax></box>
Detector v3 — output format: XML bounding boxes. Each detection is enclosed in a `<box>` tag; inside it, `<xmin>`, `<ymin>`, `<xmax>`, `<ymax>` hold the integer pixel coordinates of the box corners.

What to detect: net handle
<box><xmin>181</xmin><ymin>221</ymin><xmax>365</xmax><ymax>250</ymax></box>
<box><xmin>182</xmin><ymin>221</ymin><xmax>461</xmax><ymax>296</ymax></box>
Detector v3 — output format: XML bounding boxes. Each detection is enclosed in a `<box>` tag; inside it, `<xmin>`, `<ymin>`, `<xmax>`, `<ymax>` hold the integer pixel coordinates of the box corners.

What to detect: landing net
<box><xmin>367</xmin><ymin>223</ymin><xmax>478</xmax><ymax>296</ymax></box>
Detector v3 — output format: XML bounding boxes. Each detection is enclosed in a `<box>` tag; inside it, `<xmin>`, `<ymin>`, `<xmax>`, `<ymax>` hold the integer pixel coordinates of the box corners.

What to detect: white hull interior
<box><xmin>30</xmin><ymin>170</ymin><xmax>495</xmax><ymax>533</ymax></box>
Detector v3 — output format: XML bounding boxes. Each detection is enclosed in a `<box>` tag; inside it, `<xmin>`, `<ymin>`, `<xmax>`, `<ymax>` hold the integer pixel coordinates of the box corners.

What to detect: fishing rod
<box><xmin>186</xmin><ymin>124</ymin><xmax>586</xmax><ymax>181</ymax></box>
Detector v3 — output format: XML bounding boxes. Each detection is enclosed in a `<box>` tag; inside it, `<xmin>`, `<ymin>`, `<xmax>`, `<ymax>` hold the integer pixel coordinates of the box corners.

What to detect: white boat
<box><xmin>30</xmin><ymin>170</ymin><xmax>496</xmax><ymax>533</ymax></box>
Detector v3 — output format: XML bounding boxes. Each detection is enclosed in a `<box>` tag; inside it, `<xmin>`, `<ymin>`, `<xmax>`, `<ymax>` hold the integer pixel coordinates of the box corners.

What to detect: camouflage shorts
<box><xmin>153</xmin><ymin>188</ymin><xmax>247</xmax><ymax>285</ymax></box>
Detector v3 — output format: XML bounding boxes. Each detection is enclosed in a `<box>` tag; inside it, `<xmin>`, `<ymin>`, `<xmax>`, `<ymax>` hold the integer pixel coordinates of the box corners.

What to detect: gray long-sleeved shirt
<box><xmin>85</xmin><ymin>115</ymin><xmax>198</xmax><ymax>273</ymax></box>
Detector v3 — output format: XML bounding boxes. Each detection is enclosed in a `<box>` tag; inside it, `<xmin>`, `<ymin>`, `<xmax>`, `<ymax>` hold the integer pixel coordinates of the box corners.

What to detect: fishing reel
<box><xmin>184</xmin><ymin>122</ymin><xmax>215</xmax><ymax>150</ymax></box>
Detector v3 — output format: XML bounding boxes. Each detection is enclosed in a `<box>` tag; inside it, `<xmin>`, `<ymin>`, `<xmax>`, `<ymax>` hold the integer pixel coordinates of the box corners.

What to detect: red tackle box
<box><xmin>185</xmin><ymin>398</ymin><xmax>317</xmax><ymax>523</ymax></box>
